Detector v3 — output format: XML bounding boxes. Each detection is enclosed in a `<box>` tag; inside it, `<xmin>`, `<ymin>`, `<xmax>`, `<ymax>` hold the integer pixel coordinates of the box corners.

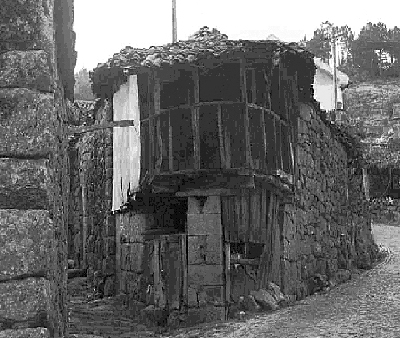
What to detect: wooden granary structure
<box><xmin>90</xmin><ymin>27</ymin><xmax>316</xmax><ymax>321</ymax></box>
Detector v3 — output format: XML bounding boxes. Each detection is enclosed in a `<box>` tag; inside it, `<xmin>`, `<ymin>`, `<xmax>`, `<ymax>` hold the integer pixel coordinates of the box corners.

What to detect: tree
<box><xmin>352</xmin><ymin>22</ymin><xmax>390</xmax><ymax>77</ymax></box>
<box><xmin>305</xmin><ymin>21</ymin><xmax>354</xmax><ymax>66</ymax></box>
<box><xmin>74</xmin><ymin>68</ymin><xmax>95</xmax><ymax>101</ymax></box>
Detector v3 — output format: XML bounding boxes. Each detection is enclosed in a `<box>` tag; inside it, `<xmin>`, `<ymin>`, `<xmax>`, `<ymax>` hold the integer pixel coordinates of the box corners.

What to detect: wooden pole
<box><xmin>172</xmin><ymin>0</ymin><xmax>177</xmax><ymax>43</ymax></box>
<box><xmin>333</xmin><ymin>37</ymin><xmax>338</xmax><ymax>117</ymax></box>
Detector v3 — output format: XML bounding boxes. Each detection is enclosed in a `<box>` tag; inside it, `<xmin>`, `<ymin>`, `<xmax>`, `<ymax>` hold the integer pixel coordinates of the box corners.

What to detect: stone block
<box><xmin>188</xmin><ymin>265</ymin><xmax>224</xmax><ymax>286</ymax></box>
<box><xmin>187</xmin><ymin>214</ymin><xmax>222</xmax><ymax>236</ymax></box>
<box><xmin>188</xmin><ymin>235</ymin><xmax>207</xmax><ymax>265</ymax></box>
<box><xmin>0</xmin><ymin>158</ymin><xmax>49</xmax><ymax>209</ymax></box>
<box><xmin>249</xmin><ymin>289</ymin><xmax>278</xmax><ymax>311</ymax></box>
<box><xmin>188</xmin><ymin>234</ymin><xmax>223</xmax><ymax>265</ymax></box>
<box><xmin>129</xmin><ymin>242</ymin><xmax>144</xmax><ymax>272</ymax></box>
<box><xmin>102</xmin><ymin>255</ymin><xmax>115</xmax><ymax>275</ymax></box>
<box><xmin>0</xmin><ymin>328</ymin><xmax>50</xmax><ymax>338</ymax></box>
<box><xmin>0</xmin><ymin>0</ymin><xmax>55</xmax><ymax>54</ymax></box>
<box><xmin>0</xmin><ymin>278</ymin><xmax>49</xmax><ymax>324</ymax></box>
<box><xmin>188</xmin><ymin>196</ymin><xmax>221</xmax><ymax>215</ymax></box>
<box><xmin>0</xmin><ymin>50</ymin><xmax>53</xmax><ymax>92</ymax></box>
<box><xmin>186</xmin><ymin>306</ymin><xmax>225</xmax><ymax>325</ymax></box>
<box><xmin>0</xmin><ymin>89</ymin><xmax>54</xmax><ymax>157</ymax></box>
<box><xmin>0</xmin><ymin>209</ymin><xmax>53</xmax><ymax>278</ymax></box>
<box><xmin>198</xmin><ymin>285</ymin><xmax>224</xmax><ymax>306</ymax></box>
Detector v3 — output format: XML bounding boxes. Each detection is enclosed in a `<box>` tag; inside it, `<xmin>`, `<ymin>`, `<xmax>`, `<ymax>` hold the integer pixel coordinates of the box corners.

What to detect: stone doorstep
<box><xmin>186</xmin><ymin>305</ymin><xmax>225</xmax><ymax>326</ymax></box>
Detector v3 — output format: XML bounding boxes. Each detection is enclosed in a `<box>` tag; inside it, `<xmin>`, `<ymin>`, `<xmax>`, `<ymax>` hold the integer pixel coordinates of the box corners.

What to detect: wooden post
<box><xmin>172</xmin><ymin>0</ymin><xmax>177</xmax><ymax>43</ymax></box>
<box><xmin>191</xmin><ymin>67</ymin><xmax>200</xmax><ymax>170</ymax></box>
<box><xmin>240</xmin><ymin>59</ymin><xmax>253</xmax><ymax>170</ymax></box>
<box><xmin>149</xmin><ymin>71</ymin><xmax>159</xmax><ymax>176</ymax></box>
<box><xmin>217</xmin><ymin>104</ymin><xmax>226</xmax><ymax>169</ymax></box>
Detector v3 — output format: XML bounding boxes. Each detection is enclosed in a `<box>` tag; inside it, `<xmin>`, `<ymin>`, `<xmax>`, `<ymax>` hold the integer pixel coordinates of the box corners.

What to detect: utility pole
<box><xmin>172</xmin><ymin>0</ymin><xmax>177</xmax><ymax>43</ymax></box>
<box><xmin>332</xmin><ymin>37</ymin><xmax>338</xmax><ymax>117</ymax></box>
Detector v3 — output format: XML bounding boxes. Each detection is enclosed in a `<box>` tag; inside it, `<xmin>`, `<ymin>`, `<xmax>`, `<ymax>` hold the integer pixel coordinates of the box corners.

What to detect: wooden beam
<box><xmin>240</xmin><ymin>58</ymin><xmax>253</xmax><ymax>170</ymax></box>
<box><xmin>176</xmin><ymin>188</ymin><xmax>240</xmax><ymax>197</ymax></box>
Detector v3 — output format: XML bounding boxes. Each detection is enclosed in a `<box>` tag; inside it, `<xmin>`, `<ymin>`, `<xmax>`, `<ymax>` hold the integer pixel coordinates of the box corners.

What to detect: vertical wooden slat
<box><xmin>168</xmin><ymin>113</ymin><xmax>173</xmax><ymax>171</ymax></box>
<box><xmin>221</xmin><ymin>196</ymin><xmax>231</xmax><ymax>318</ymax></box>
<box><xmin>272</xmin><ymin>197</ymin><xmax>281</xmax><ymax>285</ymax></box>
<box><xmin>251</xmin><ymin>68</ymin><xmax>256</xmax><ymax>104</ymax></box>
<box><xmin>264</xmin><ymin>69</ymin><xmax>272</xmax><ymax>110</ymax></box>
<box><xmin>258</xmin><ymin>191</ymin><xmax>275</xmax><ymax>289</ymax></box>
<box><xmin>180</xmin><ymin>234</ymin><xmax>188</xmax><ymax>309</ymax></box>
<box><xmin>192</xmin><ymin>67</ymin><xmax>200</xmax><ymax>170</ymax></box>
<box><xmin>240</xmin><ymin>58</ymin><xmax>253</xmax><ymax>170</ymax></box>
<box><xmin>261</xmin><ymin>107</ymin><xmax>267</xmax><ymax>173</ymax></box>
<box><xmin>234</xmin><ymin>194</ymin><xmax>241</xmax><ymax>243</ymax></box>
<box><xmin>249</xmin><ymin>189</ymin><xmax>261</xmax><ymax>242</ymax></box>
<box><xmin>260</xmin><ymin>189</ymin><xmax>268</xmax><ymax>243</ymax></box>
<box><xmin>239</xmin><ymin>189</ymin><xmax>249</xmax><ymax>243</ymax></box>
<box><xmin>150</xmin><ymin>72</ymin><xmax>159</xmax><ymax>175</ymax></box>
<box><xmin>217</xmin><ymin>104</ymin><xmax>226</xmax><ymax>169</ymax></box>
<box><xmin>224</xmin><ymin>241</ymin><xmax>231</xmax><ymax>318</ymax></box>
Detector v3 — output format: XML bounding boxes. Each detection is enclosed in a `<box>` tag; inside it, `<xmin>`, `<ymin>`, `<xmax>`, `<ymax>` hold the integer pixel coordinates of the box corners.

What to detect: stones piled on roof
<box><xmin>93</xmin><ymin>26</ymin><xmax>311</xmax><ymax>73</ymax></box>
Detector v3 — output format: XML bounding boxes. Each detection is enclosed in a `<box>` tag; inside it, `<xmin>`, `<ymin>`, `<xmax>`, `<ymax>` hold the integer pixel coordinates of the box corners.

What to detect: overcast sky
<box><xmin>74</xmin><ymin>0</ymin><xmax>398</xmax><ymax>71</ymax></box>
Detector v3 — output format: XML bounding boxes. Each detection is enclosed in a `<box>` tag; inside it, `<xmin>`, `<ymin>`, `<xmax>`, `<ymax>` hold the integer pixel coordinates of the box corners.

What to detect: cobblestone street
<box><xmin>164</xmin><ymin>224</ymin><xmax>400</xmax><ymax>338</ymax></box>
<box><xmin>69</xmin><ymin>224</ymin><xmax>400</xmax><ymax>338</ymax></box>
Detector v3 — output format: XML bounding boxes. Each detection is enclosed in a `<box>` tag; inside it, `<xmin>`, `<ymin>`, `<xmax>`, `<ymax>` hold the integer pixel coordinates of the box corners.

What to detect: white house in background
<box><xmin>266</xmin><ymin>34</ymin><xmax>349</xmax><ymax>112</ymax></box>
<box><xmin>313</xmin><ymin>57</ymin><xmax>349</xmax><ymax>112</ymax></box>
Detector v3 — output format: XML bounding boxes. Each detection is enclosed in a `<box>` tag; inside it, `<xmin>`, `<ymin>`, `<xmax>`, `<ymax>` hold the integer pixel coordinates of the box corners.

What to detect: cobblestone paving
<box><xmin>69</xmin><ymin>224</ymin><xmax>399</xmax><ymax>338</ymax></box>
<box><xmin>165</xmin><ymin>224</ymin><xmax>400</xmax><ymax>338</ymax></box>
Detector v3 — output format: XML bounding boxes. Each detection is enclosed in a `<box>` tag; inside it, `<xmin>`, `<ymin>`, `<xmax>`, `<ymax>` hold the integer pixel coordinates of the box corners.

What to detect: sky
<box><xmin>74</xmin><ymin>0</ymin><xmax>398</xmax><ymax>72</ymax></box>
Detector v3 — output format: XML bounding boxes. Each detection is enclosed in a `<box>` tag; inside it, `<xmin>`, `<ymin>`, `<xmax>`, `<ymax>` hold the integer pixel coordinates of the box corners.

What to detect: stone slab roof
<box><xmin>93</xmin><ymin>26</ymin><xmax>313</xmax><ymax>74</ymax></box>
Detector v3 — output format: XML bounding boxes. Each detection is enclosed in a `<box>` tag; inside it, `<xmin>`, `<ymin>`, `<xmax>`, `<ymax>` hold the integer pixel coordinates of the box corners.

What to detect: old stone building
<box><xmin>0</xmin><ymin>0</ymin><xmax>75</xmax><ymax>337</ymax></box>
<box><xmin>66</xmin><ymin>27</ymin><xmax>378</xmax><ymax>326</ymax></box>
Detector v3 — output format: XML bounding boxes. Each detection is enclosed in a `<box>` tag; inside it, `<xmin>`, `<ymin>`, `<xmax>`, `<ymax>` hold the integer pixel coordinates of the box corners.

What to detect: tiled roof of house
<box><xmin>93</xmin><ymin>26</ymin><xmax>312</xmax><ymax>73</ymax></box>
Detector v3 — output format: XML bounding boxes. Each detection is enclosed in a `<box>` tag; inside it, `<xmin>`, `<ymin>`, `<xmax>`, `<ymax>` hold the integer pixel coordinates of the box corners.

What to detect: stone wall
<box><xmin>0</xmin><ymin>0</ymin><xmax>75</xmax><ymax>337</ymax></box>
<box><xmin>280</xmin><ymin>103</ymin><xmax>378</xmax><ymax>299</ymax></box>
<box><xmin>370</xmin><ymin>198</ymin><xmax>400</xmax><ymax>224</ymax></box>
<box><xmin>67</xmin><ymin>100</ymin><xmax>115</xmax><ymax>297</ymax></box>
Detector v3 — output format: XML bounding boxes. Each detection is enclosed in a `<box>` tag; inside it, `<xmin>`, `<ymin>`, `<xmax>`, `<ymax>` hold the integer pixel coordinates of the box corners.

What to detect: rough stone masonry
<box><xmin>0</xmin><ymin>0</ymin><xmax>75</xmax><ymax>337</ymax></box>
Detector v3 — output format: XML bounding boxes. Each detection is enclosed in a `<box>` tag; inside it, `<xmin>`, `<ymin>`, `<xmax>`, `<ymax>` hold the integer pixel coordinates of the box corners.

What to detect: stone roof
<box><xmin>93</xmin><ymin>26</ymin><xmax>312</xmax><ymax>74</ymax></box>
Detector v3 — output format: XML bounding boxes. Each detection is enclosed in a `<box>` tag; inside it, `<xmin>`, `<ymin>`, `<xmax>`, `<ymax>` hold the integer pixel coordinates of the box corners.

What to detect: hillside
<box><xmin>345</xmin><ymin>78</ymin><xmax>400</xmax><ymax>167</ymax></box>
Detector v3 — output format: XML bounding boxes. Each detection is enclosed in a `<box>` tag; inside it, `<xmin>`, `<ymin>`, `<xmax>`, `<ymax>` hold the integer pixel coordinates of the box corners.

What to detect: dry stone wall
<box><xmin>281</xmin><ymin>103</ymin><xmax>378</xmax><ymax>299</ymax></box>
<box><xmin>0</xmin><ymin>0</ymin><xmax>75</xmax><ymax>337</ymax></box>
<box><xmin>67</xmin><ymin>100</ymin><xmax>115</xmax><ymax>297</ymax></box>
